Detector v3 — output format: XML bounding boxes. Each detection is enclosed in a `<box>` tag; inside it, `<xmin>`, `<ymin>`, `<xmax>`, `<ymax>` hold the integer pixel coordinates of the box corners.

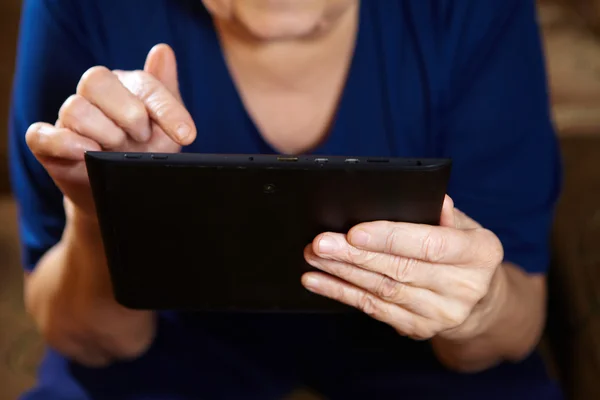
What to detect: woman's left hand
<box><xmin>302</xmin><ymin>195</ymin><xmax>505</xmax><ymax>341</ymax></box>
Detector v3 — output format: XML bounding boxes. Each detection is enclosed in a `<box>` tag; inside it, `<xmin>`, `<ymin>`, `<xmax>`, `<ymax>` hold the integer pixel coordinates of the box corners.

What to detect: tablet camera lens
<box><xmin>263</xmin><ymin>183</ymin><xmax>276</xmax><ymax>194</ymax></box>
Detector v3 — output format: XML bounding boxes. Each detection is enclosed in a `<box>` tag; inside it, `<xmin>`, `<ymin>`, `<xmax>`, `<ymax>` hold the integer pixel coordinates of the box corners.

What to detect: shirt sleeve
<box><xmin>440</xmin><ymin>0</ymin><xmax>562</xmax><ymax>275</ymax></box>
<box><xmin>8</xmin><ymin>0</ymin><xmax>98</xmax><ymax>271</ymax></box>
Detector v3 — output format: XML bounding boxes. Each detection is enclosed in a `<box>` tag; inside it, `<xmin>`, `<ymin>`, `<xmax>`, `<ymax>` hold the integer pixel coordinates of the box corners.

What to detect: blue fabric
<box><xmin>9</xmin><ymin>0</ymin><xmax>563</xmax><ymax>399</ymax></box>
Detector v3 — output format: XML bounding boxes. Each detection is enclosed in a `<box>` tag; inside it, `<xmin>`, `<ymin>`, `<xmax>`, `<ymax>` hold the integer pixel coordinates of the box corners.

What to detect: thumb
<box><xmin>144</xmin><ymin>44</ymin><xmax>182</xmax><ymax>101</ymax></box>
<box><xmin>439</xmin><ymin>195</ymin><xmax>481</xmax><ymax>230</ymax></box>
<box><xmin>439</xmin><ymin>194</ymin><xmax>456</xmax><ymax>228</ymax></box>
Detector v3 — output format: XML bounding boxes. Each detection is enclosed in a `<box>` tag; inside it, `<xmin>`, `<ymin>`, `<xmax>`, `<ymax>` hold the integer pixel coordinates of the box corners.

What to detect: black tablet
<box><xmin>85</xmin><ymin>152</ymin><xmax>452</xmax><ymax>312</ymax></box>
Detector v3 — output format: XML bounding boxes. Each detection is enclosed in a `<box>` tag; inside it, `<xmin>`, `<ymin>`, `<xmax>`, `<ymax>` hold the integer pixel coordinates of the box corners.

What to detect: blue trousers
<box><xmin>22</xmin><ymin>313</ymin><xmax>563</xmax><ymax>400</ymax></box>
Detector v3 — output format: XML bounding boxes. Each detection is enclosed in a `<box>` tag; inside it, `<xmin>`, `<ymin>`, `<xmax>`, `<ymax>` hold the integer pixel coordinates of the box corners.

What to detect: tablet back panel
<box><xmin>86</xmin><ymin>153</ymin><xmax>451</xmax><ymax>312</ymax></box>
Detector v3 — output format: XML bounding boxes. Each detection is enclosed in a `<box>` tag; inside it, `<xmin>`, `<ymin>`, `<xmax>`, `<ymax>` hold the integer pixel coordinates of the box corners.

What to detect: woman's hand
<box><xmin>25</xmin><ymin>43</ymin><xmax>196</xmax><ymax>218</ymax></box>
<box><xmin>302</xmin><ymin>195</ymin><xmax>505</xmax><ymax>341</ymax></box>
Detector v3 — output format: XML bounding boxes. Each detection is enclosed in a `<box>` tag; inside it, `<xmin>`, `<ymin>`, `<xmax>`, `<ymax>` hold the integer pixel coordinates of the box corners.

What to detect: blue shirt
<box><xmin>10</xmin><ymin>0</ymin><xmax>563</xmax><ymax>399</ymax></box>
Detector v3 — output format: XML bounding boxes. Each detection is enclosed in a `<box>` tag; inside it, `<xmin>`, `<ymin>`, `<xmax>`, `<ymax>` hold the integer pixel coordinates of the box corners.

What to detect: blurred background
<box><xmin>0</xmin><ymin>0</ymin><xmax>599</xmax><ymax>399</ymax></box>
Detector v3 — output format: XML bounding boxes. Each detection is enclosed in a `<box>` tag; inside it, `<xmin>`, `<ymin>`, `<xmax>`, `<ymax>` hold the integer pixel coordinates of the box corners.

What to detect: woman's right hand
<box><xmin>22</xmin><ymin>44</ymin><xmax>196</xmax><ymax>367</ymax></box>
<box><xmin>26</xmin><ymin>43</ymin><xmax>196</xmax><ymax>218</ymax></box>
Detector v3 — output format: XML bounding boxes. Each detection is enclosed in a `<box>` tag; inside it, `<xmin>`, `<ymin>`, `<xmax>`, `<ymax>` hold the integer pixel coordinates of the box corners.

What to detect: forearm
<box><xmin>430</xmin><ymin>262</ymin><xmax>547</xmax><ymax>373</ymax></box>
<box><xmin>25</xmin><ymin>212</ymin><xmax>154</xmax><ymax>363</ymax></box>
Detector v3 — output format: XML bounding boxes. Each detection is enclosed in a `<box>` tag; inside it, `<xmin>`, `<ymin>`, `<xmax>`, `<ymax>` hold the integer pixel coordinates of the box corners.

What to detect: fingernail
<box><xmin>176</xmin><ymin>123</ymin><xmax>192</xmax><ymax>142</ymax></box>
<box><xmin>318</xmin><ymin>235</ymin><xmax>339</xmax><ymax>254</ymax></box>
<box><xmin>303</xmin><ymin>275</ymin><xmax>320</xmax><ymax>291</ymax></box>
<box><xmin>351</xmin><ymin>229</ymin><xmax>370</xmax><ymax>247</ymax></box>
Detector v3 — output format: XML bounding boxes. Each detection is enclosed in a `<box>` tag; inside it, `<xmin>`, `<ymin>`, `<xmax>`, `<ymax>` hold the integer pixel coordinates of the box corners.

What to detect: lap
<box><xmin>314</xmin><ymin>367</ymin><xmax>563</xmax><ymax>400</ymax></box>
<box><xmin>20</xmin><ymin>313</ymin><xmax>563</xmax><ymax>400</ymax></box>
<box><xmin>306</xmin><ymin>341</ymin><xmax>563</xmax><ymax>400</ymax></box>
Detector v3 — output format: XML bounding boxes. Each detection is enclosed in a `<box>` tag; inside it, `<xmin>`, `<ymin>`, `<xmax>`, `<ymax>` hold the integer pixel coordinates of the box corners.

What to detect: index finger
<box><xmin>114</xmin><ymin>70</ymin><xmax>196</xmax><ymax>146</ymax></box>
<box><xmin>78</xmin><ymin>66</ymin><xmax>152</xmax><ymax>142</ymax></box>
<box><xmin>347</xmin><ymin>221</ymin><xmax>491</xmax><ymax>265</ymax></box>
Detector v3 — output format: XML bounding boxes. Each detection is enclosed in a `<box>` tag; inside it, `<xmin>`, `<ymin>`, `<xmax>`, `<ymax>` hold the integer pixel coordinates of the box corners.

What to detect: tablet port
<box><xmin>277</xmin><ymin>156</ymin><xmax>298</xmax><ymax>162</ymax></box>
<box><xmin>314</xmin><ymin>158</ymin><xmax>329</xmax><ymax>164</ymax></box>
<box><xmin>345</xmin><ymin>158</ymin><xmax>360</xmax><ymax>164</ymax></box>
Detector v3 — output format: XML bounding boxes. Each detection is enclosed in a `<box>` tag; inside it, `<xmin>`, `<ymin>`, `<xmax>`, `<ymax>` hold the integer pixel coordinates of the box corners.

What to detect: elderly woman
<box><xmin>10</xmin><ymin>0</ymin><xmax>562</xmax><ymax>399</ymax></box>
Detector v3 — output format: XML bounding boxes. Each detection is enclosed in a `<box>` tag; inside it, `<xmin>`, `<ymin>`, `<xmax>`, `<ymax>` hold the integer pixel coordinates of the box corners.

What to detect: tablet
<box><xmin>85</xmin><ymin>152</ymin><xmax>452</xmax><ymax>312</ymax></box>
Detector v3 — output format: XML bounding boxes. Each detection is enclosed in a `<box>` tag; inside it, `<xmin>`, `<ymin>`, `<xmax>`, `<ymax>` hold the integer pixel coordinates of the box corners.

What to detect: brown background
<box><xmin>0</xmin><ymin>1</ymin><xmax>599</xmax><ymax>399</ymax></box>
<box><xmin>0</xmin><ymin>0</ymin><xmax>19</xmax><ymax>195</ymax></box>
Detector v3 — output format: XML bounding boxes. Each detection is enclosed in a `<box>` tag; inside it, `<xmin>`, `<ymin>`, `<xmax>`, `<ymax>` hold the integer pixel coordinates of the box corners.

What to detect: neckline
<box><xmin>208</xmin><ymin>2</ymin><xmax>367</xmax><ymax>156</ymax></box>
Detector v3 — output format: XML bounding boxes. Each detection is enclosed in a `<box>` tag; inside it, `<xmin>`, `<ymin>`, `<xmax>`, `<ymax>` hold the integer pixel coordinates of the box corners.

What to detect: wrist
<box><xmin>61</xmin><ymin>204</ymin><xmax>111</xmax><ymax>292</ymax></box>
<box><xmin>64</xmin><ymin>195</ymin><xmax>99</xmax><ymax>229</ymax></box>
<box><xmin>64</xmin><ymin>206</ymin><xmax>103</xmax><ymax>248</ymax></box>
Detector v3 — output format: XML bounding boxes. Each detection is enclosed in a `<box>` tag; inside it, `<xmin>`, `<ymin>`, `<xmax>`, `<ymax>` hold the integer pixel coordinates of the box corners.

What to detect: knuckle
<box><xmin>472</xmin><ymin>280</ymin><xmax>489</xmax><ymax>300</ymax></box>
<box><xmin>346</xmin><ymin>246</ymin><xmax>372</xmax><ymax>266</ymax></box>
<box><xmin>383</xmin><ymin>227</ymin><xmax>400</xmax><ymax>254</ymax></box>
<box><xmin>408</xmin><ymin>320</ymin><xmax>436</xmax><ymax>341</ymax></box>
<box><xmin>357</xmin><ymin>293</ymin><xmax>389</xmax><ymax>321</ymax></box>
<box><xmin>115</xmin><ymin>69</ymin><xmax>151</xmax><ymax>96</ymax></box>
<box><xmin>59</xmin><ymin>95</ymin><xmax>87</xmax><ymax>128</ymax></box>
<box><xmin>421</xmin><ymin>229</ymin><xmax>446</xmax><ymax>262</ymax></box>
<box><xmin>78</xmin><ymin>66</ymin><xmax>111</xmax><ymax>97</ymax></box>
<box><xmin>482</xmin><ymin>229</ymin><xmax>504</xmax><ymax>266</ymax></box>
<box><xmin>461</xmin><ymin>282</ymin><xmax>487</xmax><ymax>305</ymax></box>
<box><xmin>391</xmin><ymin>256</ymin><xmax>415</xmax><ymax>283</ymax></box>
<box><xmin>104</xmin><ymin>131</ymin><xmax>127</xmax><ymax>149</ymax></box>
<box><xmin>375</xmin><ymin>276</ymin><xmax>404</xmax><ymax>302</ymax></box>
<box><xmin>129</xmin><ymin>70</ymin><xmax>157</xmax><ymax>99</ymax></box>
<box><xmin>395</xmin><ymin>313</ymin><xmax>416</xmax><ymax>337</ymax></box>
<box><xmin>393</xmin><ymin>314</ymin><xmax>438</xmax><ymax>341</ymax></box>
<box><xmin>129</xmin><ymin>71</ymin><xmax>185</xmax><ymax>126</ymax></box>
<box><xmin>357</xmin><ymin>293</ymin><xmax>379</xmax><ymax>317</ymax></box>
<box><xmin>60</xmin><ymin>94</ymin><xmax>84</xmax><ymax>115</ymax></box>
<box><xmin>412</xmin><ymin>328</ymin><xmax>436</xmax><ymax>341</ymax></box>
<box><xmin>455</xmin><ymin>267</ymin><xmax>492</xmax><ymax>301</ymax></box>
<box><xmin>122</xmin><ymin>103</ymin><xmax>148</xmax><ymax>130</ymax></box>
<box><xmin>439</xmin><ymin>304</ymin><xmax>470</xmax><ymax>328</ymax></box>
<box><xmin>332</xmin><ymin>283</ymin><xmax>349</xmax><ymax>303</ymax></box>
